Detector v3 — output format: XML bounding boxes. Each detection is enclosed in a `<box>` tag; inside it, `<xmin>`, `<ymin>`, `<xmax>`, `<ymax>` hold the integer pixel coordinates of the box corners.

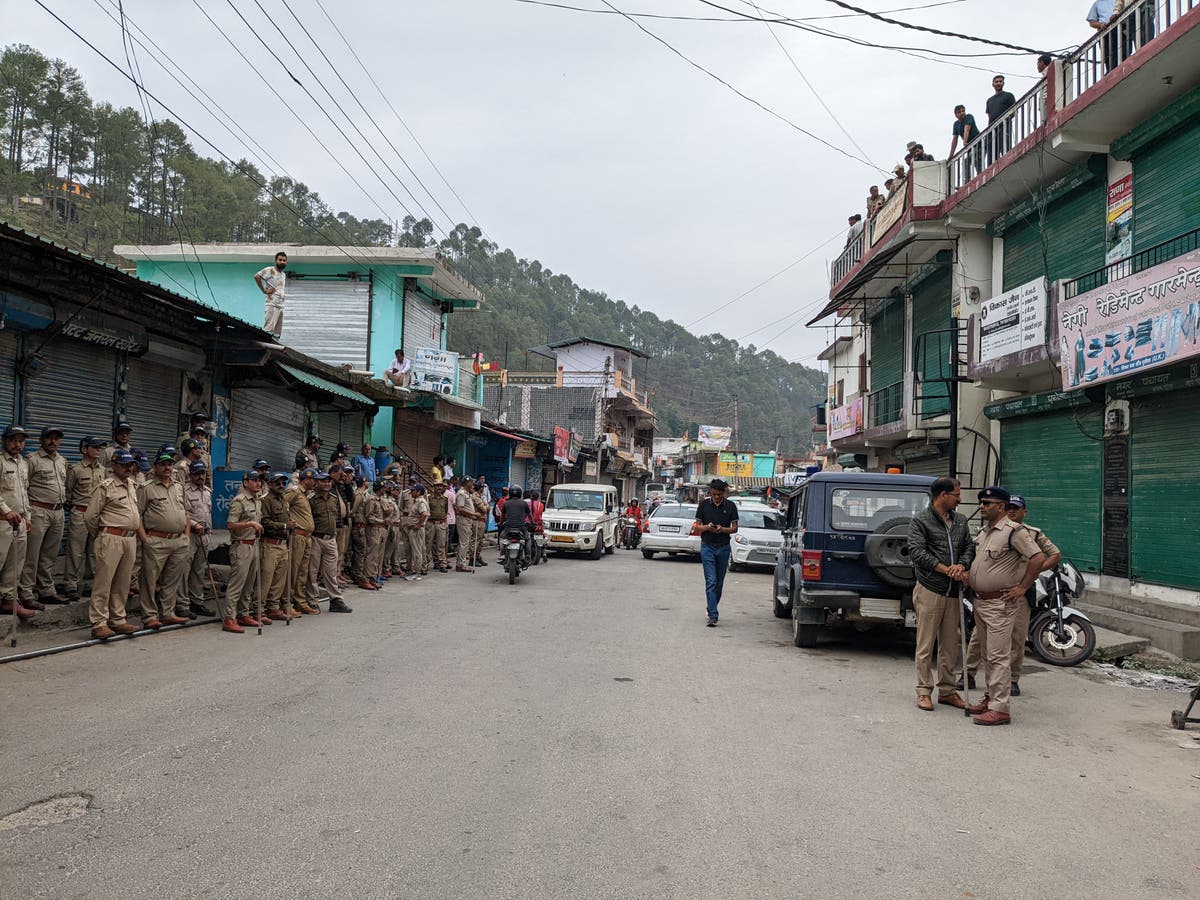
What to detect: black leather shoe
<box><xmin>1010</xmin><ymin>681</ymin><xmax>1021</xmax><ymax>697</ymax></box>
<box><xmin>189</xmin><ymin>602</ymin><xmax>215</xmax><ymax>618</ymax></box>
<box><xmin>328</xmin><ymin>599</ymin><xmax>353</xmax><ymax>613</ymax></box>
<box><xmin>474</xmin><ymin>559</ymin><xmax>488</xmax><ymax>567</ymax></box>
<box><xmin>39</xmin><ymin>595</ymin><xmax>70</xmax><ymax>605</ymax></box>
<box><xmin>23</xmin><ymin>598</ymin><xmax>47</xmax><ymax>611</ymax></box>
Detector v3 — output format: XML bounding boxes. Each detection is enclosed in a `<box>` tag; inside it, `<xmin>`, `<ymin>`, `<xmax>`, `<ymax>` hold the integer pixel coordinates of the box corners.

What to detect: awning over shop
<box><xmin>276</xmin><ymin>363</ymin><xmax>375</xmax><ymax>408</ymax></box>
<box><xmin>484</xmin><ymin>426</ymin><xmax>523</xmax><ymax>441</ymax></box>
<box><xmin>727</xmin><ymin>476</ymin><xmax>790</xmax><ymax>488</ymax></box>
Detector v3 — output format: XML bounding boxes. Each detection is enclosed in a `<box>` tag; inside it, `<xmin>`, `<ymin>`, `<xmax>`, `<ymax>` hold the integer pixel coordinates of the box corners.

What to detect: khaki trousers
<box><xmin>185</xmin><ymin>534</ymin><xmax>208</xmax><ymax>604</ymax></box>
<box><xmin>19</xmin><ymin>506</ymin><xmax>64</xmax><ymax>602</ymax></box>
<box><xmin>309</xmin><ymin>535</ymin><xmax>341</xmax><ymax>602</ymax></box>
<box><xmin>264</xmin><ymin>302</ymin><xmax>284</xmax><ymax>338</ymax></box>
<box><xmin>428</xmin><ymin>522</ymin><xmax>448</xmax><ymax>568</ymax></box>
<box><xmin>385</xmin><ymin>525</ymin><xmax>403</xmax><ymax>571</ymax></box>
<box><xmin>966</xmin><ymin>596</ymin><xmax>1032</xmax><ymax>684</ymax></box>
<box><xmin>0</xmin><ymin>520</ymin><xmax>29</xmax><ymax>605</ymax></box>
<box><xmin>405</xmin><ymin>524</ymin><xmax>427</xmax><ymax>574</ymax></box>
<box><xmin>351</xmin><ymin>527</ymin><xmax>369</xmax><ymax>579</ymax></box>
<box><xmin>139</xmin><ymin>534</ymin><xmax>190</xmax><ymax>620</ymax></box>
<box><xmin>973</xmin><ymin>594</ymin><xmax>1019</xmax><ymax>713</ymax></box>
<box><xmin>912</xmin><ymin>582</ymin><xmax>960</xmax><ymax>697</ymax></box>
<box><xmin>472</xmin><ymin>516</ymin><xmax>486</xmax><ymax>561</ymax></box>
<box><xmin>367</xmin><ymin>526</ymin><xmax>387</xmax><ymax>578</ymax></box>
<box><xmin>336</xmin><ymin>525</ymin><xmax>349</xmax><ymax>574</ymax></box>
<box><xmin>88</xmin><ymin>531</ymin><xmax>134</xmax><ymax>627</ymax></box>
<box><xmin>226</xmin><ymin>541</ymin><xmax>260</xmax><ymax>618</ymax></box>
<box><xmin>289</xmin><ymin>533</ymin><xmax>312</xmax><ymax>609</ymax></box>
<box><xmin>455</xmin><ymin>520</ymin><xmax>475</xmax><ymax>568</ymax></box>
<box><xmin>261</xmin><ymin>541</ymin><xmax>289</xmax><ymax>611</ymax></box>
<box><xmin>64</xmin><ymin>509</ymin><xmax>93</xmax><ymax>595</ymax></box>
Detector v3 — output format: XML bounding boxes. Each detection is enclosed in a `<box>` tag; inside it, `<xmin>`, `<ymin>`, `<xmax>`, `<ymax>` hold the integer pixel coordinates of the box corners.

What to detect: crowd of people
<box><xmin>0</xmin><ymin>416</ymin><xmax>537</xmax><ymax>640</ymax></box>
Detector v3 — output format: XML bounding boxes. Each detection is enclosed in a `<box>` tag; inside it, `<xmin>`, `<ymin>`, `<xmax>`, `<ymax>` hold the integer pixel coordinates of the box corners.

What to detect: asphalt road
<box><xmin>2</xmin><ymin>548</ymin><xmax>1198</xmax><ymax>899</ymax></box>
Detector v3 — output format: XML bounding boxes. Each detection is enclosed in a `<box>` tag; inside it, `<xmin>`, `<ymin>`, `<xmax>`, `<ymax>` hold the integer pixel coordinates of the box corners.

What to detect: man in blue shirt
<box><xmin>352</xmin><ymin>443</ymin><xmax>376</xmax><ymax>483</ymax></box>
<box><xmin>1087</xmin><ymin>0</ymin><xmax>1115</xmax><ymax>31</ymax></box>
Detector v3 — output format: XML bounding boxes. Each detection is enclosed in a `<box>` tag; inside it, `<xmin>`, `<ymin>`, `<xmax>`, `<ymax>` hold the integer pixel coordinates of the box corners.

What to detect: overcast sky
<box><xmin>7</xmin><ymin>0</ymin><xmax>1093</xmax><ymax>368</ymax></box>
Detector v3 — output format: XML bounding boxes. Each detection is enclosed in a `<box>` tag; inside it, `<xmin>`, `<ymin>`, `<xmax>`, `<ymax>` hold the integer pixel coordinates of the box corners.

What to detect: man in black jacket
<box><xmin>907</xmin><ymin>477</ymin><xmax>976</xmax><ymax>711</ymax></box>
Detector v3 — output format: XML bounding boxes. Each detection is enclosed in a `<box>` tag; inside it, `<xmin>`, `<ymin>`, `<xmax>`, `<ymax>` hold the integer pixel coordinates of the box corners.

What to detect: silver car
<box><xmin>640</xmin><ymin>502</ymin><xmax>700</xmax><ymax>559</ymax></box>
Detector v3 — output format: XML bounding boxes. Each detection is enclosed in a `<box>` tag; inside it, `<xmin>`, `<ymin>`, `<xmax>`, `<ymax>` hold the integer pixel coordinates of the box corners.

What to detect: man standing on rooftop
<box><xmin>254</xmin><ymin>251</ymin><xmax>288</xmax><ymax>339</ymax></box>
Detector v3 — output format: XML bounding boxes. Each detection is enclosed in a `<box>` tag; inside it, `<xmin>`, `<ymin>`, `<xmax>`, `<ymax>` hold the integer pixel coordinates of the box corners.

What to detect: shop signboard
<box><xmin>697</xmin><ymin>425</ymin><xmax>732</xmax><ymax>450</ymax></box>
<box><xmin>979</xmin><ymin>277</ymin><xmax>1047</xmax><ymax>363</ymax></box>
<box><xmin>829</xmin><ymin>397</ymin><xmax>865</xmax><ymax>440</ymax></box>
<box><xmin>411</xmin><ymin>347</ymin><xmax>458</xmax><ymax>395</ymax></box>
<box><xmin>1058</xmin><ymin>248</ymin><xmax>1200</xmax><ymax>389</ymax></box>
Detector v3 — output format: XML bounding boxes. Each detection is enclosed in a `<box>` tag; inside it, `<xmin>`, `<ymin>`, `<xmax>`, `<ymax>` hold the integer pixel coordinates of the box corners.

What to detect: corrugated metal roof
<box><xmin>277</xmin><ymin>363</ymin><xmax>375</xmax><ymax>407</ymax></box>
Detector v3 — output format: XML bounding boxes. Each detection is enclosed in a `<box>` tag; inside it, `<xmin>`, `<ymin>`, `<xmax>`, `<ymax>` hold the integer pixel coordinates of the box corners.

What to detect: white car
<box><xmin>640</xmin><ymin>502</ymin><xmax>700</xmax><ymax>559</ymax></box>
<box><xmin>729</xmin><ymin>502</ymin><xmax>785</xmax><ymax>571</ymax></box>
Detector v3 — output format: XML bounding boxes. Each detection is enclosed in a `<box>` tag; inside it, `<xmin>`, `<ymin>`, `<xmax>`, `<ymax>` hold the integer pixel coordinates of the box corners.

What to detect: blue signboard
<box><xmin>212</xmin><ymin>470</ymin><xmax>243</xmax><ymax>529</ymax></box>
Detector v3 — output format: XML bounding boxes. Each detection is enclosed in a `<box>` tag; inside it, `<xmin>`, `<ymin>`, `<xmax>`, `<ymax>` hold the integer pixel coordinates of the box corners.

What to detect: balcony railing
<box><xmin>1064</xmin><ymin>0</ymin><xmax>1197</xmax><ymax>102</ymax></box>
<box><xmin>456</xmin><ymin>361</ymin><xmax>478</xmax><ymax>404</ymax></box>
<box><xmin>867</xmin><ymin>381</ymin><xmax>904</xmax><ymax>428</ymax></box>
<box><xmin>1062</xmin><ymin>224</ymin><xmax>1200</xmax><ymax>298</ymax></box>
<box><xmin>948</xmin><ymin>83</ymin><xmax>1046</xmax><ymax>192</ymax></box>
<box><xmin>832</xmin><ymin>227</ymin><xmax>865</xmax><ymax>287</ymax></box>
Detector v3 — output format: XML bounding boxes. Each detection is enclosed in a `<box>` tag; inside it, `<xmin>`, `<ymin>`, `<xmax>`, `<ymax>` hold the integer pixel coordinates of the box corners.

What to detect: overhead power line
<box><xmin>514</xmin><ymin>0</ymin><xmax>970</xmax><ymax>24</ymax></box>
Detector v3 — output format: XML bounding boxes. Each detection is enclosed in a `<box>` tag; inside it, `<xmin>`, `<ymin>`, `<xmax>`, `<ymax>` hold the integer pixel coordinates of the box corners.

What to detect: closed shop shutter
<box><xmin>227</xmin><ymin>388</ymin><xmax>305</xmax><ymax>472</ymax></box>
<box><xmin>315</xmin><ymin>410</ymin><xmax>366</xmax><ymax>453</ymax></box>
<box><xmin>24</xmin><ymin>338</ymin><xmax>117</xmax><ymax>462</ymax></box>
<box><xmin>1131</xmin><ymin>115</ymin><xmax>1200</xmax><ymax>252</ymax></box>
<box><xmin>1002</xmin><ymin>179</ymin><xmax>1107</xmax><ymax>290</ymax></box>
<box><xmin>904</xmin><ymin>454</ymin><xmax>947</xmax><ymax>478</ymax></box>
<box><xmin>910</xmin><ymin>266</ymin><xmax>952</xmax><ymax>419</ymax></box>
<box><xmin>280</xmin><ymin>279</ymin><xmax>370</xmax><ymax>369</ymax></box>
<box><xmin>0</xmin><ymin>331</ymin><xmax>17</xmax><ymax>425</ymax></box>
<box><xmin>869</xmin><ymin>299</ymin><xmax>904</xmax><ymax>392</ymax></box>
<box><xmin>1000</xmin><ymin>407</ymin><xmax>1103</xmax><ymax>573</ymax></box>
<box><xmin>392</xmin><ymin>407</ymin><xmax>442</xmax><ymax>478</ymax></box>
<box><xmin>403</xmin><ymin>290</ymin><xmax>443</xmax><ymax>355</ymax></box>
<box><xmin>1130</xmin><ymin>391</ymin><xmax>1200</xmax><ymax>589</ymax></box>
<box><xmin>124</xmin><ymin>357</ymin><xmax>182</xmax><ymax>453</ymax></box>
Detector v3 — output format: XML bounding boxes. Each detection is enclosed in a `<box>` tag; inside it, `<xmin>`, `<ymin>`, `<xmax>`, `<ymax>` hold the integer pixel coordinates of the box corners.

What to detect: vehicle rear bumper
<box><xmin>732</xmin><ymin>544</ymin><xmax>780</xmax><ymax>567</ymax></box>
<box><xmin>642</xmin><ymin>534</ymin><xmax>700</xmax><ymax>554</ymax></box>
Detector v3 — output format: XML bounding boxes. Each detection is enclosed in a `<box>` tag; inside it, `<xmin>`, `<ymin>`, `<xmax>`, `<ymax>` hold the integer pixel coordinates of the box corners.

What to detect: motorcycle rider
<box><xmin>499</xmin><ymin>486</ymin><xmax>531</xmax><ymax>565</ymax></box>
<box><xmin>527</xmin><ymin>489</ymin><xmax>547</xmax><ymax>565</ymax></box>
<box><xmin>622</xmin><ymin>498</ymin><xmax>644</xmax><ymax>548</ymax></box>
<box><xmin>962</xmin><ymin>495</ymin><xmax>1062</xmax><ymax>697</ymax></box>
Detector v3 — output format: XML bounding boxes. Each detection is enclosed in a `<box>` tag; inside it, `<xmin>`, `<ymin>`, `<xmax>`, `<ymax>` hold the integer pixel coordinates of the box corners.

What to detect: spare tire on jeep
<box><xmin>863</xmin><ymin>516</ymin><xmax>917</xmax><ymax>589</ymax></box>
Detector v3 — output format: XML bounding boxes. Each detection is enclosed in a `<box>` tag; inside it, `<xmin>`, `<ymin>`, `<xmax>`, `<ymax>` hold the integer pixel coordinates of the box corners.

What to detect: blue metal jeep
<box><xmin>772</xmin><ymin>472</ymin><xmax>935</xmax><ymax>648</ymax></box>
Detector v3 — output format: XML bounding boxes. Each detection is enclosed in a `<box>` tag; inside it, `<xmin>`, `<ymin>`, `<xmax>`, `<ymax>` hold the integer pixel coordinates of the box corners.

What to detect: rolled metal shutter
<box><xmin>869</xmin><ymin>300</ymin><xmax>904</xmax><ymax>390</ymax></box>
<box><xmin>1130</xmin><ymin>392</ymin><xmax>1200</xmax><ymax>589</ymax></box>
<box><xmin>227</xmin><ymin>388</ymin><xmax>305</xmax><ymax>472</ymax></box>
<box><xmin>403</xmin><ymin>290</ymin><xmax>443</xmax><ymax>355</ymax></box>
<box><xmin>124</xmin><ymin>357</ymin><xmax>183</xmax><ymax>454</ymax></box>
<box><xmin>316</xmin><ymin>410</ymin><xmax>366</xmax><ymax>453</ymax></box>
<box><xmin>0</xmin><ymin>331</ymin><xmax>17</xmax><ymax>425</ymax></box>
<box><xmin>24</xmin><ymin>338</ymin><xmax>117</xmax><ymax>462</ymax></box>
<box><xmin>1002</xmin><ymin>180</ymin><xmax>1107</xmax><ymax>290</ymax></box>
<box><xmin>910</xmin><ymin>267</ymin><xmax>952</xmax><ymax>419</ymax></box>
<box><xmin>1131</xmin><ymin>115</ymin><xmax>1200</xmax><ymax>251</ymax></box>
<box><xmin>904</xmin><ymin>454</ymin><xmax>947</xmax><ymax>478</ymax></box>
<box><xmin>999</xmin><ymin>407</ymin><xmax>1102</xmax><ymax>573</ymax></box>
<box><xmin>279</xmin><ymin>279</ymin><xmax>370</xmax><ymax>369</ymax></box>
<box><xmin>392</xmin><ymin>407</ymin><xmax>441</xmax><ymax>477</ymax></box>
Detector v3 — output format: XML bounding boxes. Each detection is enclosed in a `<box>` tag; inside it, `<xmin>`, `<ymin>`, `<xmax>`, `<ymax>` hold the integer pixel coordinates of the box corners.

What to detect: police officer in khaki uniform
<box><xmin>225</xmin><ymin>471</ymin><xmax>264</xmax><ymax>633</ymax></box>
<box><xmin>426</xmin><ymin>481</ymin><xmax>450</xmax><ymax>572</ymax></box>
<box><xmin>260</xmin><ymin>471</ymin><xmax>294</xmax><ymax>621</ymax></box>
<box><xmin>332</xmin><ymin>465</ymin><xmax>355</xmax><ymax>585</ymax></box>
<box><xmin>182</xmin><ymin>460</ymin><xmax>215</xmax><ymax>618</ymax></box>
<box><xmin>251</xmin><ymin>459</ymin><xmax>272</xmax><ymax>499</ymax></box>
<box><xmin>309</xmin><ymin>471</ymin><xmax>352</xmax><ymax>613</ymax></box>
<box><xmin>286</xmin><ymin>469</ymin><xmax>320</xmax><ymax>616</ymax></box>
<box><xmin>966</xmin><ymin>486</ymin><xmax>1045</xmax><ymax>726</ymax></box>
<box><xmin>384</xmin><ymin>483</ymin><xmax>403</xmax><ymax>578</ymax></box>
<box><xmin>470</xmin><ymin>480</ymin><xmax>490</xmax><ymax>568</ymax></box>
<box><xmin>138</xmin><ymin>449</ymin><xmax>191</xmax><ymax>628</ymax></box>
<box><xmin>366</xmin><ymin>481</ymin><xmax>389</xmax><ymax>584</ymax></box>
<box><xmin>453</xmin><ymin>478</ymin><xmax>478</xmax><ymax>573</ymax></box>
<box><xmin>406</xmin><ymin>483</ymin><xmax>430</xmax><ymax>578</ymax></box>
<box><xmin>173</xmin><ymin>439</ymin><xmax>205</xmax><ymax>485</ymax></box>
<box><xmin>82</xmin><ymin>448</ymin><xmax>145</xmax><ymax>639</ymax></box>
<box><xmin>963</xmin><ymin>495</ymin><xmax>1062</xmax><ymax>697</ymax></box>
<box><xmin>295</xmin><ymin>435</ymin><xmax>321</xmax><ymax>474</ymax></box>
<box><xmin>20</xmin><ymin>425</ymin><xmax>68</xmax><ymax>609</ymax></box>
<box><xmin>101</xmin><ymin>422</ymin><xmax>135</xmax><ymax>473</ymax></box>
<box><xmin>350</xmin><ymin>477</ymin><xmax>377</xmax><ymax>590</ymax></box>
<box><xmin>64</xmin><ymin>436</ymin><xmax>107</xmax><ymax>601</ymax></box>
<box><xmin>0</xmin><ymin>425</ymin><xmax>34</xmax><ymax>620</ymax></box>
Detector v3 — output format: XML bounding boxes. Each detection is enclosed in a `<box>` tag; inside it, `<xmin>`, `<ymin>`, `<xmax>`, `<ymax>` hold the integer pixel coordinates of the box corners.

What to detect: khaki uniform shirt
<box><xmin>350</xmin><ymin>489</ymin><xmax>368</xmax><ymax>525</ymax></box>
<box><xmin>101</xmin><ymin>441</ymin><xmax>133</xmax><ymax>473</ymax></box>
<box><xmin>968</xmin><ymin>517</ymin><xmax>1042</xmax><ymax>593</ymax></box>
<box><xmin>1023</xmin><ymin>523</ymin><xmax>1060</xmax><ymax>560</ymax></box>
<box><xmin>172</xmin><ymin>456</ymin><xmax>202</xmax><ymax>486</ymax></box>
<box><xmin>67</xmin><ymin>459</ymin><xmax>106</xmax><ymax>509</ymax></box>
<box><xmin>227</xmin><ymin>489</ymin><xmax>262</xmax><ymax>539</ymax></box>
<box><xmin>427</xmin><ymin>493</ymin><xmax>449</xmax><ymax>521</ymax></box>
<box><xmin>0</xmin><ymin>451</ymin><xmax>30</xmax><ymax>519</ymax></box>
<box><xmin>184</xmin><ymin>483</ymin><xmax>213</xmax><ymax>531</ymax></box>
<box><xmin>471</xmin><ymin>493</ymin><xmax>488</xmax><ymax>520</ymax></box>
<box><xmin>139</xmin><ymin>477</ymin><xmax>188</xmax><ymax>534</ymax></box>
<box><xmin>260</xmin><ymin>492</ymin><xmax>290</xmax><ymax>540</ymax></box>
<box><xmin>84</xmin><ymin>475</ymin><xmax>140</xmax><ymax>533</ymax></box>
<box><xmin>454</xmin><ymin>489</ymin><xmax>476</xmax><ymax>521</ymax></box>
<box><xmin>285</xmin><ymin>487</ymin><xmax>315</xmax><ymax>532</ymax></box>
<box><xmin>365</xmin><ymin>494</ymin><xmax>386</xmax><ymax>526</ymax></box>
<box><xmin>26</xmin><ymin>449</ymin><xmax>67</xmax><ymax>506</ymax></box>
<box><xmin>310</xmin><ymin>491</ymin><xmax>340</xmax><ymax>537</ymax></box>
<box><xmin>411</xmin><ymin>496</ymin><xmax>430</xmax><ymax>523</ymax></box>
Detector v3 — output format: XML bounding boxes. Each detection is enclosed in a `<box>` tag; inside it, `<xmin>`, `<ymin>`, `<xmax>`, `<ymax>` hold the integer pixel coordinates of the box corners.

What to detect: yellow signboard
<box><xmin>717</xmin><ymin>452</ymin><xmax>753</xmax><ymax>478</ymax></box>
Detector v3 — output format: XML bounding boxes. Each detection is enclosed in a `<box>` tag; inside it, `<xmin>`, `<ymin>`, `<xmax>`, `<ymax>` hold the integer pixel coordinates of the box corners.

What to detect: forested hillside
<box><xmin>1</xmin><ymin>42</ymin><xmax>825</xmax><ymax>454</ymax></box>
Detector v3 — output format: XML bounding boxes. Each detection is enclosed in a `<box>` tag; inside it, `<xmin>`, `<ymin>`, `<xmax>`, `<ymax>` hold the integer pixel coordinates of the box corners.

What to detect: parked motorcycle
<box><xmin>621</xmin><ymin>516</ymin><xmax>641</xmax><ymax>550</ymax></box>
<box><xmin>503</xmin><ymin>529</ymin><xmax>528</xmax><ymax>585</ymax></box>
<box><xmin>531</xmin><ymin>526</ymin><xmax>547</xmax><ymax>566</ymax></box>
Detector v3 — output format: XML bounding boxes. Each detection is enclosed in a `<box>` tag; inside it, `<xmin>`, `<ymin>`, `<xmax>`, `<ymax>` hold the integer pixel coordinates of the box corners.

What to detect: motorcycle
<box><xmin>503</xmin><ymin>528</ymin><xmax>528</xmax><ymax>584</ymax></box>
<box><xmin>621</xmin><ymin>515</ymin><xmax>641</xmax><ymax>550</ymax></box>
<box><xmin>530</xmin><ymin>527</ymin><xmax>547</xmax><ymax>566</ymax></box>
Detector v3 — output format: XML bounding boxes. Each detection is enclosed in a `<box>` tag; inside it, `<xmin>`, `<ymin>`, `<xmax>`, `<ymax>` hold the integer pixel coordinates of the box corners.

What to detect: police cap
<box><xmin>300</xmin><ymin>467</ymin><xmax>318</xmax><ymax>481</ymax></box>
<box><xmin>181</xmin><ymin>439</ymin><xmax>199</xmax><ymax>454</ymax></box>
<box><xmin>411</xmin><ymin>483</ymin><xmax>426</xmax><ymax>494</ymax></box>
<box><xmin>2</xmin><ymin>424</ymin><xmax>28</xmax><ymax>440</ymax></box>
<box><xmin>312</xmin><ymin>470</ymin><xmax>331</xmax><ymax>481</ymax></box>
<box><xmin>1007</xmin><ymin>495</ymin><xmax>1027</xmax><ymax>509</ymax></box>
<box><xmin>269</xmin><ymin>471</ymin><xmax>289</xmax><ymax>483</ymax></box>
<box><xmin>244</xmin><ymin>469</ymin><xmax>262</xmax><ymax>482</ymax></box>
<box><xmin>114</xmin><ymin>421</ymin><xmax>133</xmax><ymax>434</ymax></box>
<box><xmin>188</xmin><ymin>459</ymin><xmax>208</xmax><ymax>472</ymax></box>
<box><xmin>190</xmin><ymin>425</ymin><xmax>208</xmax><ymax>436</ymax></box>
<box><xmin>336</xmin><ymin>441</ymin><xmax>351</xmax><ymax>452</ymax></box>
<box><xmin>158</xmin><ymin>445</ymin><xmax>178</xmax><ymax>458</ymax></box>
<box><xmin>111</xmin><ymin>449</ymin><xmax>136</xmax><ymax>466</ymax></box>
<box><xmin>153</xmin><ymin>451</ymin><xmax>176</xmax><ymax>465</ymax></box>
<box><xmin>977</xmin><ymin>486</ymin><xmax>1011</xmax><ymax>504</ymax></box>
<box><xmin>40</xmin><ymin>425</ymin><xmax>64</xmax><ymax>439</ymax></box>
<box><xmin>81</xmin><ymin>435</ymin><xmax>107</xmax><ymax>449</ymax></box>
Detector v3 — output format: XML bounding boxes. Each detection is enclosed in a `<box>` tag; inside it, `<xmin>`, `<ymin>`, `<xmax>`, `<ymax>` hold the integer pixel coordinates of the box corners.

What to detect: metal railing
<box><xmin>456</xmin><ymin>361</ymin><xmax>478</xmax><ymax>403</ymax></box>
<box><xmin>949</xmin><ymin>83</ymin><xmax>1046</xmax><ymax>191</ymax></box>
<box><xmin>832</xmin><ymin>227</ymin><xmax>865</xmax><ymax>287</ymax></box>
<box><xmin>867</xmin><ymin>381</ymin><xmax>904</xmax><ymax>428</ymax></box>
<box><xmin>1062</xmin><ymin>224</ymin><xmax>1200</xmax><ymax>298</ymax></box>
<box><xmin>1064</xmin><ymin>0</ymin><xmax>1196</xmax><ymax>102</ymax></box>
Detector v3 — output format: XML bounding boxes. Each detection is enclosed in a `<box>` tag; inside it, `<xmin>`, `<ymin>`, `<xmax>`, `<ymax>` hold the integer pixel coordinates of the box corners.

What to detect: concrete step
<box><xmin>1082</xmin><ymin>589</ymin><xmax>1200</xmax><ymax>630</ymax></box>
<box><xmin>1079</xmin><ymin>604</ymin><xmax>1200</xmax><ymax>661</ymax></box>
<box><xmin>1092</xmin><ymin>625</ymin><xmax>1151</xmax><ymax>661</ymax></box>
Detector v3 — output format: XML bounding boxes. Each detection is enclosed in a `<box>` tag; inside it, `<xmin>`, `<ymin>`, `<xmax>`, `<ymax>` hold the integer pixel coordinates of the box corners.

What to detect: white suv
<box><xmin>543</xmin><ymin>483</ymin><xmax>620</xmax><ymax>559</ymax></box>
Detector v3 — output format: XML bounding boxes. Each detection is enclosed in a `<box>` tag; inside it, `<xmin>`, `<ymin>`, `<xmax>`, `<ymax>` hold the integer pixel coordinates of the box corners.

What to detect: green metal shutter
<box><xmin>0</xmin><ymin>331</ymin><xmax>17</xmax><ymax>425</ymax></box>
<box><xmin>869</xmin><ymin>300</ymin><xmax>904</xmax><ymax>392</ymax></box>
<box><xmin>1002</xmin><ymin>181</ymin><xmax>1107</xmax><ymax>290</ymax></box>
<box><xmin>999</xmin><ymin>408</ymin><xmax>1102</xmax><ymax>573</ymax></box>
<box><xmin>910</xmin><ymin>267</ymin><xmax>952</xmax><ymax>419</ymax></box>
<box><xmin>1131</xmin><ymin>116</ymin><xmax>1200</xmax><ymax>251</ymax></box>
<box><xmin>905</xmin><ymin>454</ymin><xmax>947</xmax><ymax>478</ymax></box>
<box><xmin>1130</xmin><ymin>391</ymin><xmax>1200</xmax><ymax>589</ymax></box>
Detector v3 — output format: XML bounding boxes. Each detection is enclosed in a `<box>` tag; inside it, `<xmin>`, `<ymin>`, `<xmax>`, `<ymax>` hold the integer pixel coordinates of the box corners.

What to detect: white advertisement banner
<box><xmin>697</xmin><ymin>425</ymin><xmax>732</xmax><ymax>450</ymax></box>
<box><xmin>411</xmin><ymin>347</ymin><xmax>459</xmax><ymax>395</ymax></box>
<box><xmin>979</xmin><ymin>277</ymin><xmax>1047</xmax><ymax>362</ymax></box>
